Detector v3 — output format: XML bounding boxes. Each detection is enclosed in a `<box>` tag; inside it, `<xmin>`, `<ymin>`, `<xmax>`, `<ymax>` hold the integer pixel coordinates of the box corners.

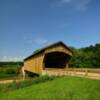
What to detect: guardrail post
<box><xmin>85</xmin><ymin>69</ymin><xmax>88</xmax><ymax>76</ymax></box>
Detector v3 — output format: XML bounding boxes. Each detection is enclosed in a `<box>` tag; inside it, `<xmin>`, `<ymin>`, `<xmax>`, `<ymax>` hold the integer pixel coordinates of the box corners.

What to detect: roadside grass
<box><xmin>0</xmin><ymin>76</ymin><xmax>100</xmax><ymax>100</ymax></box>
<box><xmin>0</xmin><ymin>75</ymin><xmax>57</xmax><ymax>93</ymax></box>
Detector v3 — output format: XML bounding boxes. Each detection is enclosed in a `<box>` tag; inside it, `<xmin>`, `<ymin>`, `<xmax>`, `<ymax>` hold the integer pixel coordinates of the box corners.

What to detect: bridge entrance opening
<box><xmin>43</xmin><ymin>52</ymin><xmax>71</xmax><ymax>68</ymax></box>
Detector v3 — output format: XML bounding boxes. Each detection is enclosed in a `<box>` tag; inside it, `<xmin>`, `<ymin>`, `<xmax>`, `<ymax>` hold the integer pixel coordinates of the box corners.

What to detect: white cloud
<box><xmin>34</xmin><ymin>38</ymin><xmax>48</xmax><ymax>45</ymax></box>
<box><xmin>54</xmin><ymin>0</ymin><xmax>91</xmax><ymax>10</ymax></box>
<box><xmin>0</xmin><ymin>56</ymin><xmax>24</xmax><ymax>62</ymax></box>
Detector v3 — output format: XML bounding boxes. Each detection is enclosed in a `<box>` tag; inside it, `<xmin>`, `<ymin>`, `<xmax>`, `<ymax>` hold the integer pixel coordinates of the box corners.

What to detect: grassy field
<box><xmin>0</xmin><ymin>62</ymin><xmax>23</xmax><ymax>80</ymax></box>
<box><xmin>0</xmin><ymin>76</ymin><xmax>100</xmax><ymax>100</ymax></box>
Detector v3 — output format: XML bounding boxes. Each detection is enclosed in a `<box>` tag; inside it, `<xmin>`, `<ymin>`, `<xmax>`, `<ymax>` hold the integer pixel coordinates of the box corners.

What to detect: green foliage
<box><xmin>0</xmin><ymin>62</ymin><xmax>23</xmax><ymax>68</ymax></box>
<box><xmin>0</xmin><ymin>75</ymin><xmax>57</xmax><ymax>93</ymax></box>
<box><xmin>0</xmin><ymin>77</ymin><xmax>100</xmax><ymax>100</ymax></box>
<box><xmin>5</xmin><ymin>68</ymin><xmax>16</xmax><ymax>74</ymax></box>
<box><xmin>69</xmin><ymin>43</ymin><xmax>100</xmax><ymax>68</ymax></box>
<box><xmin>0</xmin><ymin>62</ymin><xmax>23</xmax><ymax>79</ymax></box>
<box><xmin>33</xmin><ymin>49</ymin><xmax>41</xmax><ymax>54</ymax></box>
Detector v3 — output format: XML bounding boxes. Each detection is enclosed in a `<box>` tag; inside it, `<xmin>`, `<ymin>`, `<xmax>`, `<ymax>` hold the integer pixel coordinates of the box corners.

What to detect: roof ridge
<box><xmin>24</xmin><ymin>41</ymin><xmax>73</xmax><ymax>61</ymax></box>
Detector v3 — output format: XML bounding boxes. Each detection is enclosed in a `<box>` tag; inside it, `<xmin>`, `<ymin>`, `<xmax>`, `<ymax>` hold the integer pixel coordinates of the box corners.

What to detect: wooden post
<box><xmin>85</xmin><ymin>69</ymin><xmax>88</xmax><ymax>76</ymax></box>
<box><xmin>74</xmin><ymin>68</ymin><xmax>76</xmax><ymax>75</ymax></box>
<box><xmin>66</xmin><ymin>64</ymin><xmax>69</xmax><ymax>68</ymax></box>
<box><xmin>66</xmin><ymin>64</ymin><xmax>69</xmax><ymax>76</ymax></box>
<box><xmin>22</xmin><ymin>67</ymin><xmax>25</xmax><ymax>80</ymax></box>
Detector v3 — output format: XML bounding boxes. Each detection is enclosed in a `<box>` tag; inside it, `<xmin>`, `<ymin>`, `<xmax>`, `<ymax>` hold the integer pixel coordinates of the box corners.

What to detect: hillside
<box><xmin>0</xmin><ymin>76</ymin><xmax>100</xmax><ymax>100</ymax></box>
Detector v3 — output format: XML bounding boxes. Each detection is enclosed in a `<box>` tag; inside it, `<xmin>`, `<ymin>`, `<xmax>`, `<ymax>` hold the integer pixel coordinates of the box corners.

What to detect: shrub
<box><xmin>0</xmin><ymin>75</ymin><xmax>58</xmax><ymax>93</ymax></box>
<box><xmin>5</xmin><ymin>68</ymin><xmax>16</xmax><ymax>74</ymax></box>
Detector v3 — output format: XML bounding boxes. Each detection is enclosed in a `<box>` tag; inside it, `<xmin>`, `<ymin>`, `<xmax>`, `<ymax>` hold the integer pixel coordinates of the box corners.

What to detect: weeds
<box><xmin>0</xmin><ymin>75</ymin><xmax>58</xmax><ymax>93</ymax></box>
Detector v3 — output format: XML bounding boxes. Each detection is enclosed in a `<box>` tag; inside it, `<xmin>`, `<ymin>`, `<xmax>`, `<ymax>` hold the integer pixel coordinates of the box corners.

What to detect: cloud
<box><xmin>0</xmin><ymin>56</ymin><xmax>24</xmax><ymax>62</ymax></box>
<box><xmin>54</xmin><ymin>0</ymin><xmax>91</xmax><ymax>10</ymax></box>
<box><xmin>24</xmin><ymin>35</ymin><xmax>49</xmax><ymax>46</ymax></box>
<box><xmin>34</xmin><ymin>38</ymin><xmax>48</xmax><ymax>45</ymax></box>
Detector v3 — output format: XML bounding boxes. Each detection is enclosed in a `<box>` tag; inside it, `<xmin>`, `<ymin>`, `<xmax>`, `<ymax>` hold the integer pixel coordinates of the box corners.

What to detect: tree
<box><xmin>69</xmin><ymin>43</ymin><xmax>100</xmax><ymax>68</ymax></box>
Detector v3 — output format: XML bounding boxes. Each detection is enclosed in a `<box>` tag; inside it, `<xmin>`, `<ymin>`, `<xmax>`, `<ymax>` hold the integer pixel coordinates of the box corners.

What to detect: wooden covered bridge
<box><xmin>22</xmin><ymin>41</ymin><xmax>73</xmax><ymax>77</ymax></box>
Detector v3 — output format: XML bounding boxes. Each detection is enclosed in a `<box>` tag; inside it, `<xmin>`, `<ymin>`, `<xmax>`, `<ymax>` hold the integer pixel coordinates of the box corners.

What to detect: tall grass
<box><xmin>0</xmin><ymin>75</ymin><xmax>58</xmax><ymax>93</ymax></box>
<box><xmin>0</xmin><ymin>76</ymin><xmax>100</xmax><ymax>100</ymax></box>
<box><xmin>0</xmin><ymin>62</ymin><xmax>23</xmax><ymax>79</ymax></box>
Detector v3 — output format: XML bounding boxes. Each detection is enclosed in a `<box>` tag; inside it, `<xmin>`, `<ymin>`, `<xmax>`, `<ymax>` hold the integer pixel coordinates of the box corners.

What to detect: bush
<box><xmin>5</xmin><ymin>68</ymin><xmax>16</xmax><ymax>74</ymax></box>
<box><xmin>0</xmin><ymin>75</ymin><xmax>58</xmax><ymax>93</ymax></box>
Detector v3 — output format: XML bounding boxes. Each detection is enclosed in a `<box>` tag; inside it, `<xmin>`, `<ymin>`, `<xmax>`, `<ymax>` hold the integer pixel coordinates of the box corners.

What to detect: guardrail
<box><xmin>45</xmin><ymin>68</ymin><xmax>100</xmax><ymax>73</ymax></box>
<box><xmin>42</xmin><ymin>68</ymin><xmax>100</xmax><ymax>79</ymax></box>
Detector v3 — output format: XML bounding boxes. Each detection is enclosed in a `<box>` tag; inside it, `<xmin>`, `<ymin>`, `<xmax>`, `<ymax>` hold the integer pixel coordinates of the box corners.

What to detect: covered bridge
<box><xmin>23</xmin><ymin>41</ymin><xmax>73</xmax><ymax>76</ymax></box>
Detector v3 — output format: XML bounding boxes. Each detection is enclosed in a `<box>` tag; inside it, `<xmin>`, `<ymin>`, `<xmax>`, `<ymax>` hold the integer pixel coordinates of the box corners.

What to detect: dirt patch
<box><xmin>0</xmin><ymin>79</ymin><xmax>23</xmax><ymax>84</ymax></box>
<box><xmin>0</xmin><ymin>80</ymin><xmax>14</xmax><ymax>84</ymax></box>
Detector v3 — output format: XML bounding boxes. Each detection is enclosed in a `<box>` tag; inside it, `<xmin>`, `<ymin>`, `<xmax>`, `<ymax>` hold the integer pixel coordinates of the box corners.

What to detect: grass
<box><xmin>0</xmin><ymin>76</ymin><xmax>100</xmax><ymax>100</ymax></box>
<box><xmin>0</xmin><ymin>62</ymin><xmax>23</xmax><ymax>80</ymax></box>
<box><xmin>0</xmin><ymin>75</ymin><xmax>57</xmax><ymax>93</ymax></box>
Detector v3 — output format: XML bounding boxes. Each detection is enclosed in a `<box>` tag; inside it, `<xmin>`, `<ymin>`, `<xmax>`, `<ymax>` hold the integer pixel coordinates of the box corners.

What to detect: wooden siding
<box><xmin>23</xmin><ymin>43</ymin><xmax>72</xmax><ymax>75</ymax></box>
<box><xmin>44</xmin><ymin>44</ymin><xmax>72</xmax><ymax>56</ymax></box>
<box><xmin>24</xmin><ymin>54</ymin><xmax>44</xmax><ymax>74</ymax></box>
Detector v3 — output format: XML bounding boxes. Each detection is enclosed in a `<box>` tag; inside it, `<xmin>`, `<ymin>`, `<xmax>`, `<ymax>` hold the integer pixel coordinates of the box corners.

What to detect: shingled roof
<box><xmin>24</xmin><ymin>41</ymin><xmax>73</xmax><ymax>61</ymax></box>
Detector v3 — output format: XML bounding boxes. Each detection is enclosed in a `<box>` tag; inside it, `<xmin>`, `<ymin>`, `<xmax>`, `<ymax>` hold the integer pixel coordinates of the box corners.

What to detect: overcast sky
<box><xmin>0</xmin><ymin>0</ymin><xmax>100</xmax><ymax>61</ymax></box>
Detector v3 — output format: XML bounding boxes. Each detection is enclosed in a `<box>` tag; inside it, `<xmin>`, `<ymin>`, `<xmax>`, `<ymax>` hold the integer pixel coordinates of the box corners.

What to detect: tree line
<box><xmin>0</xmin><ymin>62</ymin><xmax>23</xmax><ymax>68</ymax></box>
<box><xmin>69</xmin><ymin>43</ymin><xmax>100</xmax><ymax>68</ymax></box>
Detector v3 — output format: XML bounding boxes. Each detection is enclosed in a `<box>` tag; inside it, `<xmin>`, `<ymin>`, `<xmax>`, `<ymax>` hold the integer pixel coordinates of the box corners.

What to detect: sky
<box><xmin>0</xmin><ymin>0</ymin><xmax>100</xmax><ymax>61</ymax></box>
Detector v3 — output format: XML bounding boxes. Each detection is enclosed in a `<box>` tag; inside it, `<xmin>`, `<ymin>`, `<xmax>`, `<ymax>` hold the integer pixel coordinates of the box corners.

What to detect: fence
<box><xmin>42</xmin><ymin>68</ymin><xmax>100</xmax><ymax>79</ymax></box>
